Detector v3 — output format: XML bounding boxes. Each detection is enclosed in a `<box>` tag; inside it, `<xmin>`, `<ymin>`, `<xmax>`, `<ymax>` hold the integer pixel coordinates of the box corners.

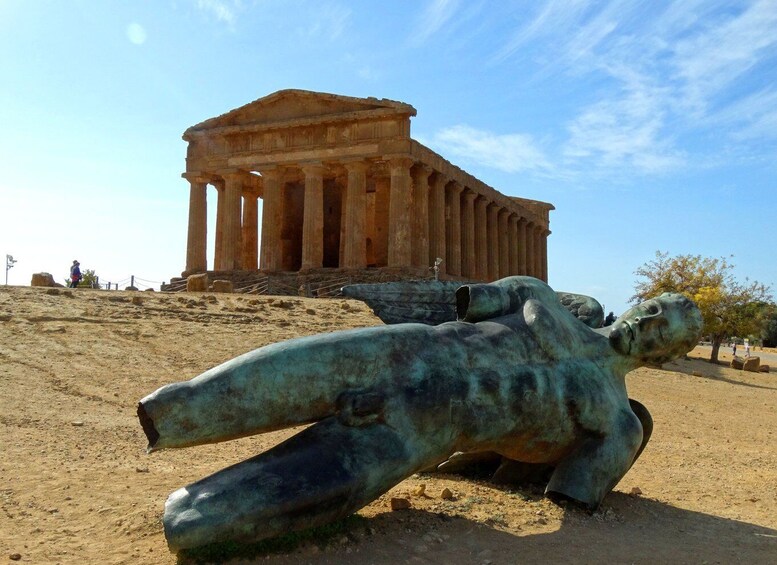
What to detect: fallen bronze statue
<box><xmin>137</xmin><ymin>276</ymin><xmax>702</xmax><ymax>552</ymax></box>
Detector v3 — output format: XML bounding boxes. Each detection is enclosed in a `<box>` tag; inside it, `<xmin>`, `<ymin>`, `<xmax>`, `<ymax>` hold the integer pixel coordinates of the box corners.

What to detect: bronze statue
<box><xmin>137</xmin><ymin>276</ymin><xmax>702</xmax><ymax>551</ymax></box>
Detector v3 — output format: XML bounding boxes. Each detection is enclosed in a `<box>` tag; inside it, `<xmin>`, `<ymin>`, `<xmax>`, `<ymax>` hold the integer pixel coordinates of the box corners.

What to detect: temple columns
<box><xmin>498</xmin><ymin>208</ymin><xmax>510</xmax><ymax>279</ymax></box>
<box><xmin>387</xmin><ymin>158</ymin><xmax>413</xmax><ymax>267</ymax></box>
<box><xmin>461</xmin><ymin>191</ymin><xmax>477</xmax><ymax>278</ymax></box>
<box><xmin>218</xmin><ymin>172</ymin><xmax>244</xmax><ymax>271</ymax></box>
<box><xmin>525</xmin><ymin>222</ymin><xmax>535</xmax><ymax>278</ymax></box>
<box><xmin>535</xmin><ymin>226</ymin><xmax>545</xmax><ymax>282</ymax></box>
<box><xmin>508</xmin><ymin>214</ymin><xmax>519</xmax><ymax>276</ymax></box>
<box><xmin>411</xmin><ymin>165</ymin><xmax>432</xmax><ymax>269</ymax></box>
<box><xmin>241</xmin><ymin>186</ymin><xmax>259</xmax><ymax>271</ymax></box>
<box><xmin>184</xmin><ymin>175</ymin><xmax>208</xmax><ymax>274</ymax></box>
<box><xmin>428</xmin><ymin>173</ymin><xmax>447</xmax><ymax>274</ymax></box>
<box><xmin>487</xmin><ymin>203</ymin><xmax>499</xmax><ymax>281</ymax></box>
<box><xmin>259</xmin><ymin>168</ymin><xmax>282</xmax><ymax>271</ymax></box>
<box><xmin>474</xmin><ymin>196</ymin><xmax>489</xmax><ymax>281</ymax></box>
<box><xmin>445</xmin><ymin>182</ymin><xmax>463</xmax><ymax>276</ymax></box>
<box><xmin>300</xmin><ymin>163</ymin><xmax>327</xmax><ymax>270</ymax></box>
<box><xmin>517</xmin><ymin>218</ymin><xmax>528</xmax><ymax>275</ymax></box>
<box><xmin>341</xmin><ymin>161</ymin><xmax>368</xmax><ymax>269</ymax></box>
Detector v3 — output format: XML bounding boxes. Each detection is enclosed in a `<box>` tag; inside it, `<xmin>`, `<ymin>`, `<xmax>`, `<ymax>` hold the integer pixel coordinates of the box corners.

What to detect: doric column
<box><xmin>498</xmin><ymin>208</ymin><xmax>510</xmax><ymax>279</ymax></box>
<box><xmin>487</xmin><ymin>203</ymin><xmax>499</xmax><ymax>281</ymax></box>
<box><xmin>508</xmin><ymin>214</ymin><xmax>519</xmax><ymax>276</ymax></box>
<box><xmin>474</xmin><ymin>196</ymin><xmax>488</xmax><ymax>281</ymax></box>
<box><xmin>534</xmin><ymin>225</ymin><xmax>544</xmax><ymax>282</ymax></box>
<box><xmin>387</xmin><ymin>157</ymin><xmax>413</xmax><ymax>267</ymax></box>
<box><xmin>517</xmin><ymin>218</ymin><xmax>528</xmax><ymax>275</ymax></box>
<box><xmin>525</xmin><ymin>221</ymin><xmax>536</xmax><ymax>278</ymax></box>
<box><xmin>259</xmin><ymin>167</ymin><xmax>282</xmax><ymax>271</ymax></box>
<box><xmin>541</xmin><ymin>228</ymin><xmax>550</xmax><ymax>283</ymax></box>
<box><xmin>341</xmin><ymin>160</ymin><xmax>368</xmax><ymax>269</ymax></box>
<box><xmin>374</xmin><ymin>175</ymin><xmax>390</xmax><ymax>267</ymax></box>
<box><xmin>428</xmin><ymin>173</ymin><xmax>447</xmax><ymax>274</ymax></box>
<box><xmin>461</xmin><ymin>190</ymin><xmax>477</xmax><ymax>278</ymax></box>
<box><xmin>213</xmin><ymin>179</ymin><xmax>225</xmax><ymax>271</ymax></box>
<box><xmin>410</xmin><ymin>164</ymin><xmax>432</xmax><ymax>268</ymax></box>
<box><xmin>301</xmin><ymin>163</ymin><xmax>327</xmax><ymax>270</ymax></box>
<box><xmin>445</xmin><ymin>181</ymin><xmax>463</xmax><ymax>276</ymax></box>
<box><xmin>221</xmin><ymin>171</ymin><xmax>244</xmax><ymax>271</ymax></box>
<box><xmin>184</xmin><ymin>174</ymin><xmax>208</xmax><ymax>274</ymax></box>
<box><xmin>241</xmin><ymin>185</ymin><xmax>259</xmax><ymax>271</ymax></box>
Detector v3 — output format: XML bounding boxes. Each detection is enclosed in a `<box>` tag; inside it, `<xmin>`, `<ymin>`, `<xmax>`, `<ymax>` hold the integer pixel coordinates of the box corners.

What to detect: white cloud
<box><xmin>126</xmin><ymin>22</ymin><xmax>147</xmax><ymax>45</ymax></box>
<box><xmin>409</xmin><ymin>0</ymin><xmax>460</xmax><ymax>46</ymax></box>
<box><xmin>671</xmin><ymin>0</ymin><xmax>777</xmax><ymax>116</ymax></box>
<box><xmin>296</xmin><ymin>4</ymin><xmax>351</xmax><ymax>41</ymax></box>
<box><xmin>197</xmin><ymin>0</ymin><xmax>238</xmax><ymax>26</ymax></box>
<box><xmin>430</xmin><ymin>125</ymin><xmax>550</xmax><ymax>174</ymax></box>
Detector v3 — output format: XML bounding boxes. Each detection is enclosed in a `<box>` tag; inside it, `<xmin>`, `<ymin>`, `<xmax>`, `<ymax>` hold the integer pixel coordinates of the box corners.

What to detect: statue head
<box><xmin>609</xmin><ymin>293</ymin><xmax>702</xmax><ymax>364</ymax></box>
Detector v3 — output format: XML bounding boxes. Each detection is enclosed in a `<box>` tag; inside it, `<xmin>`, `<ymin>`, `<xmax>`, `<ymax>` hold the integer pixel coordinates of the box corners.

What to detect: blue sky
<box><xmin>1</xmin><ymin>0</ymin><xmax>775</xmax><ymax>314</ymax></box>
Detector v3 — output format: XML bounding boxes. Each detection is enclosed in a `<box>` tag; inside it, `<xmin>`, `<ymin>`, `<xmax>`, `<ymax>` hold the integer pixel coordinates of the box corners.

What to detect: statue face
<box><xmin>609</xmin><ymin>294</ymin><xmax>702</xmax><ymax>363</ymax></box>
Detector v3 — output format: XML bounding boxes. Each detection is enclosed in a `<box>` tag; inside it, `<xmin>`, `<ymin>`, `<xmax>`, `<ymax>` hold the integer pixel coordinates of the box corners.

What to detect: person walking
<box><xmin>69</xmin><ymin>260</ymin><xmax>82</xmax><ymax>288</ymax></box>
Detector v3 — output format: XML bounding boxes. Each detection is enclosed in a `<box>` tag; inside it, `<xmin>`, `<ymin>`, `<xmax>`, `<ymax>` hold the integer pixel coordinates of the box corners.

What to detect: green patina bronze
<box><xmin>137</xmin><ymin>276</ymin><xmax>702</xmax><ymax>552</ymax></box>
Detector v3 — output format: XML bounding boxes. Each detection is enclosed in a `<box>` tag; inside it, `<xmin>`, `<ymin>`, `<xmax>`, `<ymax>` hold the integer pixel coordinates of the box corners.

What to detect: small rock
<box><xmin>135</xmin><ymin>467</ymin><xmax>149</xmax><ymax>473</ymax></box>
<box><xmin>71</xmin><ymin>421</ymin><xmax>84</xmax><ymax>427</ymax></box>
<box><xmin>9</xmin><ymin>553</ymin><xmax>21</xmax><ymax>561</ymax></box>
<box><xmin>630</xmin><ymin>486</ymin><xmax>643</xmax><ymax>496</ymax></box>
<box><xmin>692</xmin><ymin>371</ymin><xmax>702</xmax><ymax>377</ymax></box>
<box><xmin>440</xmin><ymin>488</ymin><xmax>454</xmax><ymax>500</ymax></box>
<box><xmin>390</xmin><ymin>497</ymin><xmax>411</xmax><ymax>511</ymax></box>
<box><xmin>131</xmin><ymin>296</ymin><xmax>143</xmax><ymax>306</ymax></box>
<box><xmin>412</xmin><ymin>484</ymin><xmax>426</xmax><ymax>497</ymax></box>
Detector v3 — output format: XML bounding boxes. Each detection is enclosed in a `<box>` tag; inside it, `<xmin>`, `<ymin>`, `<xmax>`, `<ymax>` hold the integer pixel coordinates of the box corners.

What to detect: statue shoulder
<box><xmin>457</xmin><ymin>276</ymin><xmax>557</xmax><ymax>323</ymax></box>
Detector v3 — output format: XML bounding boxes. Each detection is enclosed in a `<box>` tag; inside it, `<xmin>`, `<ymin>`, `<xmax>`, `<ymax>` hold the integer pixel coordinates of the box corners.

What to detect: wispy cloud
<box><xmin>296</xmin><ymin>3</ymin><xmax>351</xmax><ymax>41</ymax></box>
<box><xmin>488</xmin><ymin>0</ymin><xmax>777</xmax><ymax>177</ymax></box>
<box><xmin>197</xmin><ymin>0</ymin><xmax>238</xmax><ymax>26</ymax></box>
<box><xmin>409</xmin><ymin>0</ymin><xmax>461</xmax><ymax>46</ymax></box>
<box><xmin>429</xmin><ymin>125</ymin><xmax>550</xmax><ymax>174</ymax></box>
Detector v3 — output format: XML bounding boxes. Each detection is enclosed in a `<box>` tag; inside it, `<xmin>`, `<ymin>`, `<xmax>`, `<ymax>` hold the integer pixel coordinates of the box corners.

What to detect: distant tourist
<box><xmin>732</xmin><ymin>343</ymin><xmax>737</xmax><ymax>357</ymax></box>
<box><xmin>603</xmin><ymin>311</ymin><xmax>617</xmax><ymax>326</ymax></box>
<box><xmin>69</xmin><ymin>260</ymin><xmax>82</xmax><ymax>288</ymax></box>
<box><xmin>745</xmin><ymin>342</ymin><xmax>750</xmax><ymax>358</ymax></box>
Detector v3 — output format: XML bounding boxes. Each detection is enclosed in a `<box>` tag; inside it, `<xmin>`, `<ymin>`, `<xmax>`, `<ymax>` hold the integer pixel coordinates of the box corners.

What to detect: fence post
<box><xmin>131</xmin><ymin>275</ymin><xmax>135</xmax><ymax>288</ymax></box>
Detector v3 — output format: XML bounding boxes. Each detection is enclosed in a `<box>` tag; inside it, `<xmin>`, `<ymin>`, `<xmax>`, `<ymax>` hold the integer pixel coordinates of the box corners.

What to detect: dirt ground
<box><xmin>1</xmin><ymin>286</ymin><xmax>776</xmax><ymax>564</ymax></box>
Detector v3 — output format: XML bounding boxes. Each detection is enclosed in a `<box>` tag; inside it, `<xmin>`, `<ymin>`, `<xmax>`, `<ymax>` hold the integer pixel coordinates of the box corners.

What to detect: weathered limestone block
<box><xmin>31</xmin><ymin>273</ymin><xmax>57</xmax><ymax>287</ymax></box>
<box><xmin>743</xmin><ymin>356</ymin><xmax>760</xmax><ymax>372</ymax></box>
<box><xmin>731</xmin><ymin>356</ymin><xmax>745</xmax><ymax>370</ymax></box>
<box><xmin>186</xmin><ymin>273</ymin><xmax>209</xmax><ymax>292</ymax></box>
<box><xmin>211</xmin><ymin>280</ymin><xmax>234</xmax><ymax>293</ymax></box>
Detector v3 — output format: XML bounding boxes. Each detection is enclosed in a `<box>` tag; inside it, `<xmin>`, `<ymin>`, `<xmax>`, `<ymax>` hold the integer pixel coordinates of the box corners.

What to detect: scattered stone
<box><xmin>731</xmin><ymin>356</ymin><xmax>744</xmax><ymax>370</ymax></box>
<box><xmin>440</xmin><ymin>488</ymin><xmax>454</xmax><ymax>500</ymax></box>
<box><xmin>305</xmin><ymin>308</ymin><xmax>316</xmax><ymax>315</ymax></box>
<box><xmin>743</xmin><ymin>356</ymin><xmax>760</xmax><ymax>372</ymax></box>
<box><xmin>412</xmin><ymin>484</ymin><xmax>426</xmax><ymax>497</ymax></box>
<box><xmin>211</xmin><ymin>280</ymin><xmax>234</xmax><ymax>293</ymax></box>
<box><xmin>390</xmin><ymin>497</ymin><xmax>411</xmax><ymax>511</ymax></box>
<box><xmin>692</xmin><ymin>371</ymin><xmax>703</xmax><ymax>377</ymax></box>
<box><xmin>62</xmin><ymin>290</ymin><xmax>73</xmax><ymax>298</ymax></box>
<box><xmin>125</xmin><ymin>286</ymin><xmax>139</xmax><ymax>291</ymax></box>
<box><xmin>71</xmin><ymin>421</ymin><xmax>84</xmax><ymax>427</ymax></box>
<box><xmin>131</xmin><ymin>296</ymin><xmax>143</xmax><ymax>306</ymax></box>
<box><xmin>9</xmin><ymin>553</ymin><xmax>21</xmax><ymax>561</ymax></box>
<box><xmin>186</xmin><ymin>273</ymin><xmax>209</xmax><ymax>292</ymax></box>
<box><xmin>46</xmin><ymin>288</ymin><xmax>61</xmax><ymax>296</ymax></box>
<box><xmin>31</xmin><ymin>272</ymin><xmax>57</xmax><ymax>287</ymax></box>
<box><xmin>135</xmin><ymin>467</ymin><xmax>149</xmax><ymax>473</ymax></box>
<box><xmin>759</xmin><ymin>365</ymin><xmax>770</xmax><ymax>373</ymax></box>
<box><xmin>630</xmin><ymin>486</ymin><xmax>642</xmax><ymax>496</ymax></box>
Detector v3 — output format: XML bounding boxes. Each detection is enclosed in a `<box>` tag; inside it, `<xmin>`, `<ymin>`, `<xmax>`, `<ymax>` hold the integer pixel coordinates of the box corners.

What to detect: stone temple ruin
<box><xmin>167</xmin><ymin>89</ymin><xmax>553</xmax><ymax>291</ymax></box>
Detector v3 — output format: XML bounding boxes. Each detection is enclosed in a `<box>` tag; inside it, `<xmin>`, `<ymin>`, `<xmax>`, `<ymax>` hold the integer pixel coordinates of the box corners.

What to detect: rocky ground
<box><xmin>1</xmin><ymin>286</ymin><xmax>775</xmax><ymax>564</ymax></box>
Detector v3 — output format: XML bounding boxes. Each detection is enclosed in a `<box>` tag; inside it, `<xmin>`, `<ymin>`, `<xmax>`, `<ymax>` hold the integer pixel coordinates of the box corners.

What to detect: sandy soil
<box><xmin>1</xmin><ymin>286</ymin><xmax>775</xmax><ymax>564</ymax></box>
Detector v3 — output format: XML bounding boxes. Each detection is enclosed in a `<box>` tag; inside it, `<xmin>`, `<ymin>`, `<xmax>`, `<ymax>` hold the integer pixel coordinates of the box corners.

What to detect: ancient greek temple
<box><xmin>181</xmin><ymin>90</ymin><xmax>553</xmax><ymax>283</ymax></box>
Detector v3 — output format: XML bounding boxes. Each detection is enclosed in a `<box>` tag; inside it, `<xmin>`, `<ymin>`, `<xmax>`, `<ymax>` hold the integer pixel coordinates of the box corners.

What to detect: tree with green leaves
<box><xmin>632</xmin><ymin>251</ymin><xmax>773</xmax><ymax>362</ymax></box>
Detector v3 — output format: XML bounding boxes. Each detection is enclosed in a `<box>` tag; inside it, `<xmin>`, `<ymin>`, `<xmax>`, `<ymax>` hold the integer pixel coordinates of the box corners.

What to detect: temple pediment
<box><xmin>187</xmin><ymin>89</ymin><xmax>416</xmax><ymax>134</ymax></box>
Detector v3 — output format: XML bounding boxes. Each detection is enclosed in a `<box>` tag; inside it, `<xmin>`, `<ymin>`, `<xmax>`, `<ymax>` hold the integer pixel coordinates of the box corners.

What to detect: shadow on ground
<box><xmin>177</xmin><ymin>492</ymin><xmax>776</xmax><ymax>564</ymax></box>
